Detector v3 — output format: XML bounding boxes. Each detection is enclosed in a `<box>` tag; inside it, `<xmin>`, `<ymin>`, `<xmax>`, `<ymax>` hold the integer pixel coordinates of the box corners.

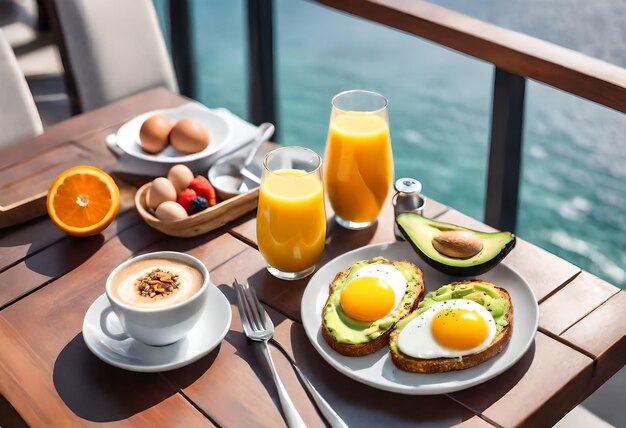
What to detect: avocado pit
<box><xmin>432</xmin><ymin>230</ymin><xmax>483</xmax><ymax>259</ymax></box>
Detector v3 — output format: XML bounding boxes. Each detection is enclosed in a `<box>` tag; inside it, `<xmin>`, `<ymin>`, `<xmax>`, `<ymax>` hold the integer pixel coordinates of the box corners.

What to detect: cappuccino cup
<box><xmin>105</xmin><ymin>251</ymin><xmax>209</xmax><ymax>346</ymax></box>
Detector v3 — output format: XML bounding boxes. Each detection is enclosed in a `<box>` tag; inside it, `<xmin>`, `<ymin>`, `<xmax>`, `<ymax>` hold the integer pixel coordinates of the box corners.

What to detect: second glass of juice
<box><xmin>324</xmin><ymin>90</ymin><xmax>393</xmax><ymax>230</ymax></box>
<box><xmin>256</xmin><ymin>146</ymin><xmax>326</xmax><ymax>280</ymax></box>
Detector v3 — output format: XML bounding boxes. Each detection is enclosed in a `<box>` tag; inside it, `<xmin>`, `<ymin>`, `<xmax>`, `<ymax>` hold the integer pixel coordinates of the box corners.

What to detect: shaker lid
<box><xmin>394</xmin><ymin>178</ymin><xmax>422</xmax><ymax>194</ymax></box>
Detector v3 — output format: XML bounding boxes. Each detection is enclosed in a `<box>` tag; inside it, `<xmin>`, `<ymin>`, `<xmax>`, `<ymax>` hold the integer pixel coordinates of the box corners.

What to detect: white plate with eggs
<box><xmin>115</xmin><ymin>102</ymin><xmax>232</xmax><ymax>163</ymax></box>
<box><xmin>301</xmin><ymin>241</ymin><xmax>539</xmax><ymax>395</ymax></box>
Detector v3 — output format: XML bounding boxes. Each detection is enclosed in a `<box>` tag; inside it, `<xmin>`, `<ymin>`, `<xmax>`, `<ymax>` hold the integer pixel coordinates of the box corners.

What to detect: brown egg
<box><xmin>170</xmin><ymin>119</ymin><xmax>210</xmax><ymax>154</ymax></box>
<box><xmin>155</xmin><ymin>201</ymin><xmax>188</xmax><ymax>221</ymax></box>
<box><xmin>140</xmin><ymin>115</ymin><xmax>173</xmax><ymax>154</ymax></box>
<box><xmin>167</xmin><ymin>164</ymin><xmax>194</xmax><ymax>193</ymax></box>
<box><xmin>147</xmin><ymin>177</ymin><xmax>177</xmax><ymax>209</ymax></box>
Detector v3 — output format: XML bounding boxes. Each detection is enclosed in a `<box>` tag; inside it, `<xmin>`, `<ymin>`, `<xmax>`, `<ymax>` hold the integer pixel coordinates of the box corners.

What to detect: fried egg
<box><xmin>397</xmin><ymin>299</ymin><xmax>496</xmax><ymax>358</ymax></box>
<box><xmin>340</xmin><ymin>263</ymin><xmax>407</xmax><ymax>322</ymax></box>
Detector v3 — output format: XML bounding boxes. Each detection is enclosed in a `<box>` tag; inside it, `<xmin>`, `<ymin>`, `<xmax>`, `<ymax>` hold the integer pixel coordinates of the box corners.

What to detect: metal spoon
<box><xmin>236</xmin><ymin>122</ymin><xmax>274</xmax><ymax>190</ymax></box>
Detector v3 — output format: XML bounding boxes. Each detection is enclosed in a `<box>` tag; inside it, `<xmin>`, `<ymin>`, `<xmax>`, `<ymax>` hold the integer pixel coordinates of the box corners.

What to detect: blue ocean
<box><xmin>155</xmin><ymin>0</ymin><xmax>626</xmax><ymax>288</ymax></box>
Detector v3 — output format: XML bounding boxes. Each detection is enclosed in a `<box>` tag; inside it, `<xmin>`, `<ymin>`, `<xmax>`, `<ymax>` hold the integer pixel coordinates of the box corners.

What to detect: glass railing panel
<box><xmin>521</xmin><ymin>82</ymin><xmax>626</xmax><ymax>288</ymax></box>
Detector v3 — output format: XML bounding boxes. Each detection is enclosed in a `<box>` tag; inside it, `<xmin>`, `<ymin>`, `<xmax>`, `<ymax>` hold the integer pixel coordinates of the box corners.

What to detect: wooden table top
<box><xmin>0</xmin><ymin>88</ymin><xmax>623</xmax><ymax>428</ymax></box>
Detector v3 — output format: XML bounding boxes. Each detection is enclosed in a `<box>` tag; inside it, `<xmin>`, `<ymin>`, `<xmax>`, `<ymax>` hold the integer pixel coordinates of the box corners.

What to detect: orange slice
<box><xmin>46</xmin><ymin>166</ymin><xmax>120</xmax><ymax>237</ymax></box>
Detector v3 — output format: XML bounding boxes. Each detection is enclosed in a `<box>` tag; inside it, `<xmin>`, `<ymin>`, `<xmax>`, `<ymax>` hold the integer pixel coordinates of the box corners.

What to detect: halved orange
<box><xmin>46</xmin><ymin>166</ymin><xmax>120</xmax><ymax>237</ymax></box>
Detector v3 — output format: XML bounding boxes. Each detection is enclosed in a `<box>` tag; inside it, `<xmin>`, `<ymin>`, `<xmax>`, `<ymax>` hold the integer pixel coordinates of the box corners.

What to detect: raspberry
<box><xmin>189</xmin><ymin>176</ymin><xmax>217</xmax><ymax>206</ymax></box>
<box><xmin>191</xmin><ymin>196</ymin><xmax>209</xmax><ymax>212</ymax></box>
<box><xmin>176</xmin><ymin>188</ymin><xmax>197</xmax><ymax>214</ymax></box>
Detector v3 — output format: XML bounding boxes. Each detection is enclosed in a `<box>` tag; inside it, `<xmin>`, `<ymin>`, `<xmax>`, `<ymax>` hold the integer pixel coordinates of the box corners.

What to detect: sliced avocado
<box><xmin>396</xmin><ymin>213</ymin><xmax>515</xmax><ymax>276</ymax></box>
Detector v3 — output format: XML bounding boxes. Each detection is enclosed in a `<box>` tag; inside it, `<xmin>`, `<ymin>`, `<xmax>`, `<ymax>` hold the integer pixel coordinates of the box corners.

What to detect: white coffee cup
<box><xmin>105</xmin><ymin>251</ymin><xmax>209</xmax><ymax>346</ymax></box>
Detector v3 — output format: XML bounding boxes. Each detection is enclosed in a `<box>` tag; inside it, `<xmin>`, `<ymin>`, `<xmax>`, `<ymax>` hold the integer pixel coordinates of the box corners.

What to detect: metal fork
<box><xmin>234</xmin><ymin>279</ymin><xmax>306</xmax><ymax>428</ymax></box>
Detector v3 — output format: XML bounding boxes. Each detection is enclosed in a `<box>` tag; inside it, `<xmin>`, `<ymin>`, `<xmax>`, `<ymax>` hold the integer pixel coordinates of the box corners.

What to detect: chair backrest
<box><xmin>52</xmin><ymin>0</ymin><xmax>179</xmax><ymax>112</ymax></box>
<box><xmin>0</xmin><ymin>29</ymin><xmax>43</xmax><ymax>149</ymax></box>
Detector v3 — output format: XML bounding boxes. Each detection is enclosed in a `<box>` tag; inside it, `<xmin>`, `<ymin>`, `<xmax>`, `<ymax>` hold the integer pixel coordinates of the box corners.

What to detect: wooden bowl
<box><xmin>135</xmin><ymin>182</ymin><xmax>258</xmax><ymax>237</ymax></box>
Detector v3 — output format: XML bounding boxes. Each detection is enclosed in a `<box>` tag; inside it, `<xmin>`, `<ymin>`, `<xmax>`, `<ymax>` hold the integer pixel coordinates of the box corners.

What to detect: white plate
<box><xmin>301</xmin><ymin>241</ymin><xmax>538</xmax><ymax>395</ymax></box>
<box><xmin>83</xmin><ymin>287</ymin><xmax>231</xmax><ymax>372</ymax></box>
<box><xmin>115</xmin><ymin>102</ymin><xmax>232</xmax><ymax>163</ymax></box>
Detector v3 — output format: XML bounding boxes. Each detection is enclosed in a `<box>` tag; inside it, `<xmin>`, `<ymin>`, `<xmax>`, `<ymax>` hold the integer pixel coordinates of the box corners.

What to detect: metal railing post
<box><xmin>484</xmin><ymin>67</ymin><xmax>526</xmax><ymax>232</ymax></box>
<box><xmin>247</xmin><ymin>0</ymin><xmax>278</xmax><ymax>138</ymax></box>
<box><xmin>169</xmin><ymin>0</ymin><xmax>196</xmax><ymax>98</ymax></box>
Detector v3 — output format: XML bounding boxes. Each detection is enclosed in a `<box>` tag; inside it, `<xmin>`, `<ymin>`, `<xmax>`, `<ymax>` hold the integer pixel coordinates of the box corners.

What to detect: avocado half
<box><xmin>396</xmin><ymin>213</ymin><xmax>516</xmax><ymax>276</ymax></box>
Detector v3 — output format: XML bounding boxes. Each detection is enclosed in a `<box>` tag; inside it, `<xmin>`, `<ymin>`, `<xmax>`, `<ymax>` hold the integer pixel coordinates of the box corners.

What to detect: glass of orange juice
<box><xmin>324</xmin><ymin>90</ymin><xmax>394</xmax><ymax>229</ymax></box>
<box><xmin>256</xmin><ymin>146</ymin><xmax>326</xmax><ymax>280</ymax></box>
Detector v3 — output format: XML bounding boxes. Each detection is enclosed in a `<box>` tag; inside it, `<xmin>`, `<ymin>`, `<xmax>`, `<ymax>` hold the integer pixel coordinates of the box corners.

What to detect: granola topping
<box><xmin>135</xmin><ymin>269</ymin><xmax>180</xmax><ymax>298</ymax></box>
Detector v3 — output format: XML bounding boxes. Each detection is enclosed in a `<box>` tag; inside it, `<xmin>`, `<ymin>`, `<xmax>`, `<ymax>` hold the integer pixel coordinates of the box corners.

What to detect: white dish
<box><xmin>115</xmin><ymin>102</ymin><xmax>232</xmax><ymax>163</ymax></box>
<box><xmin>83</xmin><ymin>288</ymin><xmax>231</xmax><ymax>372</ymax></box>
<box><xmin>301</xmin><ymin>241</ymin><xmax>538</xmax><ymax>395</ymax></box>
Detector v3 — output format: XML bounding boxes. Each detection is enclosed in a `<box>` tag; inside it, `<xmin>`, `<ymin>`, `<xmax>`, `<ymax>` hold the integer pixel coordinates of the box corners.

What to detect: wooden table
<box><xmin>0</xmin><ymin>88</ymin><xmax>623</xmax><ymax>428</ymax></box>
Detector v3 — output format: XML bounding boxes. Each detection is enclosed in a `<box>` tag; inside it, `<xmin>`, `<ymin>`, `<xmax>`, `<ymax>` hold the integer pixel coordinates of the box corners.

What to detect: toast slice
<box><xmin>389</xmin><ymin>280</ymin><xmax>513</xmax><ymax>373</ymax></box>
<box><xmin>321</xmin><ymin>257</ymin><xmax>424</xmax><ymax>357</ymax></box>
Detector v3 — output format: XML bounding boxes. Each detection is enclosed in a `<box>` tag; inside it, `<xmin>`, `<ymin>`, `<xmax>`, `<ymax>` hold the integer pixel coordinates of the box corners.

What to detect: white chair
<box><xmin>0</xmin><ymin>29</ymin><xmax>43</xmax><ymax>148</ymax></box>
<box><xmin>52</xmin><ymin>0</ymin><xmax>179</xmax><ymax>112</ymax></box>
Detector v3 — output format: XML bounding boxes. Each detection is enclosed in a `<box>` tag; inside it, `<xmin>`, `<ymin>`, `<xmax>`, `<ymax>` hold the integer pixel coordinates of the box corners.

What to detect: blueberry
<box><xmin>191</xmin><ymin>196</ymin><xmax>209</xmax><ymax>211</ymax></box>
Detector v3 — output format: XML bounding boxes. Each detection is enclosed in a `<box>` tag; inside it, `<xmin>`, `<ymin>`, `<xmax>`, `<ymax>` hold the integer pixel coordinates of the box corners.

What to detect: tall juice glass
<box><xmin>256</xmin><ymin>146</ymin><xmax>326</xmax><ymax>280</ymax></box>
<box><xmin>324</xmin><ymin>90</ymin><xmax>393</xmax><ymax>229</ymax></box>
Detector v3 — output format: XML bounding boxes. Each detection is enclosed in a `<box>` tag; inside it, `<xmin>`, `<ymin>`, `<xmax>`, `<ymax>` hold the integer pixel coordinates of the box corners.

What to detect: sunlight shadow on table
<box><xmin>25</xmin><ymin>235</ymin><xmax>104</xmax><ymax>277</ymax></box>
<box><xmin>324</xmin><ymin>215</ymin><xmax>379</xmax><ymax>258</ymax></box>
<box><xmin>0</xmin><ymin>393</ymin><xmax>28</xmax><ymax>428</ymax></box>
<box><xmin>53</xmin><ymin>333</ymin><xmax>178</xmax><ymax>422</ymax></box>
<box><xmin>0</xmin><ymin>217</ymin><xmax>63</xmax><ymax>249</ymax></box>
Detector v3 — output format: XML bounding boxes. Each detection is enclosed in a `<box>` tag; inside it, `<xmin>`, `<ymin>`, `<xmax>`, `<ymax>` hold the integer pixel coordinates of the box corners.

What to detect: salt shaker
<box><xmin>392</xmin><ymin>178</ymin><xmax>425</xmax><ymax>240</ymax></box>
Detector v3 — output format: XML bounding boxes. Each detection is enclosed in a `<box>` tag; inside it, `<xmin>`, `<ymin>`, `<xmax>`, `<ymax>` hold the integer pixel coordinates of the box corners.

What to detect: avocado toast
<box><xmin>389</xmin><ymin>280</ymin><xmax>513</xmax><ymax>373</ymax></box>
<box><xmin>321</xmin><ymin>257</ymin><xmax>425</xmax><ymax>357</ymax></box>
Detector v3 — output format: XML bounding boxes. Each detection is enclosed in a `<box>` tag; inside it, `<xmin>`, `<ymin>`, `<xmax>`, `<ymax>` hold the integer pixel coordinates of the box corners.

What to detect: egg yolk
<box><xmin>431</xmin><ymin>308</ymin><xmax>488</xmax><ymax>350</ymax></box>
<box><xmin>340</xmin><ymin>277</ymin><xmax>395</xmax><ymax>322</ymax></box>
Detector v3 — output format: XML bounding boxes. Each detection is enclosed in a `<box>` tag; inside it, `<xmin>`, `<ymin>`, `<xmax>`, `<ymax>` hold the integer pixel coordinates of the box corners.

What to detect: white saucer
<box><xmin>82</xmin><ymin>288</ymin><xmax>231</xmax><ymax>372</ymax></box>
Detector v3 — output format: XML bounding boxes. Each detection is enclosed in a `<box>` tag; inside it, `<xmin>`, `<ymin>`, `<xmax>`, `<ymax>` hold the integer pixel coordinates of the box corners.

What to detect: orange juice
<box><xmin>257</xmin><ymin>169</ymin><xmax>326</xmax><ymax>273</ymax></box>
<box><xmin>324</xmin><ymin>113</ymin><xmax>393</xmax><ymax>223</ymax></box>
